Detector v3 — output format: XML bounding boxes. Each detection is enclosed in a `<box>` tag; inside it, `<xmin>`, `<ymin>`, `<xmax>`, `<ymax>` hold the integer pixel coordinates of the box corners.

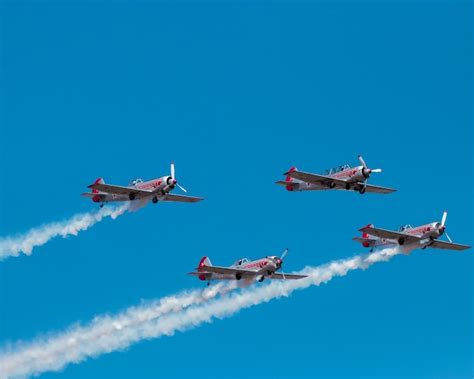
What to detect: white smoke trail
<box><xmin>0</xmin><ymin>205</ymin><xmax>129</xmax><ymax>260</ymax></box>
<box><xmin>0</xmin><ymin>248</ymin><xmax>402</xmax><ymax>378</ymax></box>
<box><xmin>0</xmin><ymin>282</ymin><xmax>237</xmax><ymax>378</ymax></box>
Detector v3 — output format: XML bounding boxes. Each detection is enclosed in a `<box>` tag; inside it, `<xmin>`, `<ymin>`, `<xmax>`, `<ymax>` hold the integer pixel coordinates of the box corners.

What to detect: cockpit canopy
<box><xmin>129</xmin><ymin>178</ymin><xmax>144</xmax><ymax>186</ymax></box>
<box><xmin>324</xmin><ymin>164</ymin><xmax>350</xmax><ymax>175</ymax></box>
<box><xmin>399</xmin><ymin>224</ymin><xmax>413</xmax><ymax>231</ymax></box>
<box><xmin>234</xmin><ymin>258</ymin><xmax>249</xmax><ymax>266</ymax></box>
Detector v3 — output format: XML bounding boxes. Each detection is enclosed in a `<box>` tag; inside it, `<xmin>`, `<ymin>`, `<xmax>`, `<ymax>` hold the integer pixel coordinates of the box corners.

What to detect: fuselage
<box><xmin>361</xmin><ymin>222</ymin><xmax>445</xmax><ymax>252</ymax></box>
<box><xmin>198</xmin><ymin>256</ymin><xmax>282</xmax><ymax>282</ymax></box>
<box><xmin>287</xmin><ymin>165</ymin><xmax>367</xmax><ymax>192</ymax></box>
<box><xmin>92</xmin><ymin>175</ymin><xmax>177</xmax><ymax>203</ymax></box>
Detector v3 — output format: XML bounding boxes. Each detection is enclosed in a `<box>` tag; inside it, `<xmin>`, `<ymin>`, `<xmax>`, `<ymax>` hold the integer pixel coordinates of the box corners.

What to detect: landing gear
<box><xmin>359</xmin><ymin>187</ymin><xmax>366</xmax><ymax>194</ymax></box>
<box><xmin>329</xmin><ymin>181</ymin><xmax>336</xmax><ymax>189</ymax></box>
<box><xmin>129</xmin><ymin>193</ymin><xmax>136</xmax><ymax>201</ymax></box>
<box><xmin>207</xmin><ymin>282</ymin><xmax>210</xmax><ymax>286</ymax></box>
<box><xmin>152</xmin><ymin>197</ymin><xmax>158</xmax><ymax>204</ymax></box>
<box><xmin>398</xmin><ymin>238</ymin><xmax>405</xmax><ymax>246</ymax></box>
<box><xmin>345</xmin><ymin>183</ymin><xmax>351</xmax><ymax>190</ymax></box>
<box><xmin>235</xmin><ymin>273</ymin><xmax>242</xmax><ymax>280</ymax></box>
<box><xmin>100</xmin><ymin>204</ymin><xmax>104</xmax><ymax>208</ymax></box>
<box><xmin>267</xmin><ymin>270</ymin><xmax>273</xmax><ymax>276</ymax></box>
<box><xmin>258</xmin><ymin>276</ymin><xmax>265</xmax><ymax>282</ymax></box>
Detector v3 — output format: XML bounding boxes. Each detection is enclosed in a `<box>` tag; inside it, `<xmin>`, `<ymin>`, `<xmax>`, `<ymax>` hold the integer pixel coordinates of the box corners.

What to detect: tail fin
<box><xmin>91</xmin><ymin>178</ymin><xmax>105</xmax><ymax>194</ymax></box>
<box><xmin>285</xmin><ymin>167</ymin><xmax>297</xmax><ymax>183</ymax></box>
<box><xmin>361</xmin><ymin>224</ymin><xmax>373</xmax><ymax>239</ymax></box>
<box><xmin>197</xmin><ymin>256</ymin><xmax>212</xmax><ymax>270</ymax></box>
<box><xmin>284</xmin><ymin>167</ymin><xmax>298</xmax><ymax>191</ymax></box>
<box><xmin>354</xmin><ymin>224</ymin><xmax>376</xmax><ymax>248</ymax></box>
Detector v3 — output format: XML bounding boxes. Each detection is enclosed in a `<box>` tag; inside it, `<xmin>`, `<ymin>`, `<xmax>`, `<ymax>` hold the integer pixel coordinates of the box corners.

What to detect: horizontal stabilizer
<box><xmin>81</xmin><ymin>192</ymin><xmax>96</xmax><ymax>198</ymax></box>
<box><xmin>352</xmin><ymin>237</ymin><xmax>378</xmax><ymax>243</ymax></box>
<box><xmin>275</xmin><ymin>180</ymin><xmax>297</xmax><ymax>186</ymax></box>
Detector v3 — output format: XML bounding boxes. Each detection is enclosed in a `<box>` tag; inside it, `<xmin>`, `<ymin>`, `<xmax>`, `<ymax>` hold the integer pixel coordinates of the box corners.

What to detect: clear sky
<box><xmin>1</xmin><ymin>1</ymin><xmax>472</xmax><ymax>378</ymax></box>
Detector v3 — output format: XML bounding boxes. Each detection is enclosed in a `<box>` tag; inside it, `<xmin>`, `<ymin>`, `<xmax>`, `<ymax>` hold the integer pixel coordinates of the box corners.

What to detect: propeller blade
<box><xmin>358</xmin><ymin>155</ymin><xmax>367</xmax><ymax>168</ymax></box>
<box><xmin>176</xmin><ymin>183</ymin><xmax>188</xmax><ymax>193</ymax></box>
<box><xmin>441</xmin><ymin>211</ymin><xmax>447</xmax><ymax>227</ymax></box>
<box><xmin>281</xmin><ymin>271</ymin><xmax>286</xmax><ymax>280</ymax></box>
<box><xmin>371</xmin><ymin>168</ymin><xmax>382</xmax><ymax>173</ymax></box>
<box><xmin>445</xmin><ymin>231</ymin><xmax>452</xmax><ymax>243</ymax></box>
<box><xmin>280</xmin><ymin>248</ymin><xmax>289</xmax><ymax>260</ymax></box>
<box><xmin>171</xmin><ymin>162</ymin><xmax>175</xmax><ymax>180</ymax></box>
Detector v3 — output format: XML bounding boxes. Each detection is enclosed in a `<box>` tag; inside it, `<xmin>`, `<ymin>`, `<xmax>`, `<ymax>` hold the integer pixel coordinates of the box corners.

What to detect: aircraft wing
<box><xmin>88</xmin><ymin>183</ymin><xmax>152</xmax><ymax>197</ymax></box>
<box><xmin>286</xmin><ymin>170</ymin><xmax>347</xmax><ymax>187</ymax></box>
<box><xmin>359</xmin><ymin>226</ymin><xmax>420</xmax><ymax>243</ymax></box>
<box><xmin>429</xmin><ymin>240</ymin><xmax>471</xmax><ymax>251</ymax></box>
<box><xmin>361</xmin><ymin>183</ymin><xmax>396</xmax><ymax>194</ymax></box>
<box><xmin>200</xmin><ymin>265</ymin><xmax>258</xmax><ymax>276</ymax></box>
<box><xmin>162</xmin><ymin>194</ymin><xmax>204</xmax><ymax>203</ymax></box>
<box><xmin>270</xmin><ymin>273</ymin><xmax>307</xmax><ymax>280</ymax></box>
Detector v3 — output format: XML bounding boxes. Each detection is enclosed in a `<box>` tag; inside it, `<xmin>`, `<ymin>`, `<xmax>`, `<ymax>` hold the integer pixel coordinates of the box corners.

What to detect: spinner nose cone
<box><xmin>275</xmin><ymin>258</ymin><xmax>283</xmax><ymax>269</ymax></box>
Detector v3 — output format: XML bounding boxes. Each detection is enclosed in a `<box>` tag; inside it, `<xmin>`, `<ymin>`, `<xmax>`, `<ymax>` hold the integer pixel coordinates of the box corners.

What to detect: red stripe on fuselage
<box><xmin>331</xmin><ymin>168</ymin><xmax>358</xmax><ymax>179</ymax></box>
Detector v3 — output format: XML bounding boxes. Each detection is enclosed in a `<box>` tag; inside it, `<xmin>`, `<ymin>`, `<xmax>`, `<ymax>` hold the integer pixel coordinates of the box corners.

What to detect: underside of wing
<box><xmin>88</xmin><ymin>183</ymin><xmax>152</xmax><ymax>197</ymax></box>
<box><xmin>162</xmin><ymin>194</ymin><xmax>204</xmax><ymax>203</ymax></box>
<box><xmin>429</xmin><ymin>240</ymin><xmax>471</xmax><ymax>251</ymax></box>
<box><xmin>270</xmin><ymin>272</ymin><xmax>308</xmax><ymax>280</ymax></box>
<box><xmin>359</xmin><ymin>226</ymin><xmax>419</xmax><ymax>243</ymax></box>
<box><xmin>200</xmin><ymin>265</ymin><xmax>257</xmax><ymax>276</ymax></box>
<box><xmin>286</xmin><ymin>170</ymin><xmax>347</xmax><ymax>187</ymax></box>
<box><xmin>362</xmin><ymin>183</ymin><xmax>397</xmax><ymax>194</ymax></box>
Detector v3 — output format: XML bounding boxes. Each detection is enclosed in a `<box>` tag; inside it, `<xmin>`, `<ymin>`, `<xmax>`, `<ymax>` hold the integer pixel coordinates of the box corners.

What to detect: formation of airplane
<box><xmin>188</xmin><ymin>249</ymin><xmax>307</xmax><ymax>285</ymax></box>
<box><xmin>353</xmin><ymin>211</ymin><xmax>470</xmax><ymax>252</ymax></box>
<box><xmin>276</xmin><ymin>155</ymin><xmax>395</xmax><ymax>194</ymax></box>
<box><xmin>82</xmin><ymin>156</ymin><xmax>470</xmax><ymax>283</ymax></box>
<box><xmin>82</xmin><ymin>163</ymin><xmax>203</xmax><ymax>207</ymax></box>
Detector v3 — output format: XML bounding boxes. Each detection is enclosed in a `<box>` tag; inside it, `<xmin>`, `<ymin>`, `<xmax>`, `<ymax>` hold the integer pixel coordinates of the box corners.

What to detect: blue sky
<box><xmin>1</xmin><ymin>1</ymin><xmax>472</xmax><ymax>378</ymax></box>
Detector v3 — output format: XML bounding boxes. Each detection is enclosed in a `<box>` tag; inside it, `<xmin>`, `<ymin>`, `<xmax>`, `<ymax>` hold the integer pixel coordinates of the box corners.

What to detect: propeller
<box><xmin>274</xmin><ymin>248</ymin><xmax>289</xmax><ymax>279</ymax></box>
<box><xmin>441</xmin><ymin>211</ymin><xmax>447</xmax><ymax>227</ymax></box>
<box><xmin>169</xmin><ymin>162</ymin><xmax>188</xmax><ymax>193</ymax></box>
<box><xmin>439</xmin><ymin>211</ymin><xmax>452</xmax><ymax>242</ymax></box>
<box><xmin>358</xmin><ymin>155</ymin><xmax>383</xmax><ymax>178</ymax></box>
<box><xmin>358</xmin><ymin>155</ymin><xmax>368</xmax><ymax>168</ymax></box>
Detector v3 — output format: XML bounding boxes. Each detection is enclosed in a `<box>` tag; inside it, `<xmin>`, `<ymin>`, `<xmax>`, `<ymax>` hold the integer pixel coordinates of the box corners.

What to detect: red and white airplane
<box><xmin>82</xmin><ymin>163</ymin><xmax>203</xmax><ymax>207</ymax></box>
<box><xmin>353</xmin><ymin>211</ymin><xmax>470</xmax><ymax>252</ymax></box>
<box><xmin>276</xmin><ymin>155</ymin><xmax>395</xmax><ymax>194</ymax></box>
<box><xmin>188</xmin><ymin>249</ymin><xmax>307</xmax><ymax>285</ymax></box>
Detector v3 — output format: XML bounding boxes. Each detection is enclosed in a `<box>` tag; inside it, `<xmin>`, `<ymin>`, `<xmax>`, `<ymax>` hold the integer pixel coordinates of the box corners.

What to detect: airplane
<box><xmin>276</xmin><ymin>155</ymin><xmax>395</xmax><ymax>194</ymax></box>
<box><xmin>188</xmin><ymin>249</ymin><xmax>308</xmax><ymax>285</ymax></box>
<box><xmin>82</xmin><ymin>162</ymin><xmax>203</xmax><ymax>207</ymax></box>
<box><xmin>353</xmin><ymin>211</ymin><xmax>471</xmax><ymax>252</ymax></box>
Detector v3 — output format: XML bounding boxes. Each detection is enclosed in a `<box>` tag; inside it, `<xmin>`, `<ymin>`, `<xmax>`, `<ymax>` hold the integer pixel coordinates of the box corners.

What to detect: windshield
<box><xmin>324</xmin><ymin>164</ymin><xmax>350</xmax><ymax>175</ymax></box>
<box><xmin>129</xmin><ymin>178</ymin><xmax>144</xmax><ymax>186</ymax></box>
<box><xmin>234</xmin><ymin>258</ymin><xmax>249</xmax><ymax>266</ymax></box>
